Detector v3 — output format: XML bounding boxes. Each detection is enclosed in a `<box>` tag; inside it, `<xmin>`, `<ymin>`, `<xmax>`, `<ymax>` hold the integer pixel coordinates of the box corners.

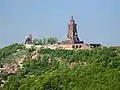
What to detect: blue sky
<box><xmin>0</xmin><ymin>0</ymin><xmax>120</xmax><ymax>48</ymax></box>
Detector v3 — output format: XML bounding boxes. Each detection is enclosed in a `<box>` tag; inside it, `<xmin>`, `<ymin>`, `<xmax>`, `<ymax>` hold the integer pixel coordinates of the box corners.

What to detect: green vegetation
<box><xmin>33</xmin><ymin>37</ymin><xmax>58</xmax><ymax>45</ymax></box>
<box><xmin>0</xmin><ymin>43</ymin><xmax>25</xmax><ymax>63</ymax></box>
<box><xmin>0</xmin><ymin>44</ymin><xmax>120</xmax><ymax>90</ymax></box>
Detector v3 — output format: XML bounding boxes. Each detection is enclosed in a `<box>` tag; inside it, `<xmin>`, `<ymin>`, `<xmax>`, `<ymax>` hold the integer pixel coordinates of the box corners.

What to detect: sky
<box><xmin>0</xmin><ymin>0</ymin><xmax>120</xmax><ymax>48</ymax></box>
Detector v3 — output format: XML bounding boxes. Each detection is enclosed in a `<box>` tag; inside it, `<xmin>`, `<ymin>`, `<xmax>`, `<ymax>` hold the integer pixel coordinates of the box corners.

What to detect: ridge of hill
<box><xmin>0</xmin><ymin>43</ymin><xmax>120</xmax><ymax>90</ymax></box>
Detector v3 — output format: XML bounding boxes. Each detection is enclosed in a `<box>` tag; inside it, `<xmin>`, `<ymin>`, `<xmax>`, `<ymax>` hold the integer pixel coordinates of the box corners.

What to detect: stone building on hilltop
<box><xmin>25</xmin><ymin>16</ymin><xmax>101</xmax><ymax>50</ymax></box>
<box><xmin>64</xmin><ymin>16</ymin><xmax>84</xmax><ymax>44</ymax></box>
<box><xmin>59</xmin><ymin>16</ymin><xmax>101</xmax><ymax>49</ymax></box>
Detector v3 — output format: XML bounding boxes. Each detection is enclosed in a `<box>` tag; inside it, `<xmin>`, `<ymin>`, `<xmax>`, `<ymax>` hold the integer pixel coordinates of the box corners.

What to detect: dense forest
<box><xmin>0</xmin><ymin>43</ymin><xmax>120</xmax><ymax>90</ymax></box>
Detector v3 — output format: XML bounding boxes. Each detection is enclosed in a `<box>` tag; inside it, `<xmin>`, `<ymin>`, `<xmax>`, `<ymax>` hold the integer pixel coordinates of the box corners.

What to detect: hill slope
<box><xmin>0</xmin><ymin>44</ymin><xmax>120</xmax><ymax>90</ymax></box>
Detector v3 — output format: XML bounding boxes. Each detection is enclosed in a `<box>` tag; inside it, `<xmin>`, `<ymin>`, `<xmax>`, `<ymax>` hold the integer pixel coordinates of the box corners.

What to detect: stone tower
<box><xmin>67</xmin><ymin>16</ymin><xmax>82</xmax><ymax>44</ymax></box>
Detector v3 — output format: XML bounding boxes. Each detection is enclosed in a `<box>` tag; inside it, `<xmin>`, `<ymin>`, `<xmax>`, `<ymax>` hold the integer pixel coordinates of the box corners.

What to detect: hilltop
<box><xmin>0</xmin><ymin>43</ymin><xmax>120</xmax><ymax>90</ymax></box>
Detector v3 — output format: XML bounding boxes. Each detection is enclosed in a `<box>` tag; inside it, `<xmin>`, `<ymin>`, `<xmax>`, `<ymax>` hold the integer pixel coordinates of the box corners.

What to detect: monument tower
<box><xmin>67</xmin><ymin>16</ymin><xmax>83</xmax><ymax>44</ymax></box>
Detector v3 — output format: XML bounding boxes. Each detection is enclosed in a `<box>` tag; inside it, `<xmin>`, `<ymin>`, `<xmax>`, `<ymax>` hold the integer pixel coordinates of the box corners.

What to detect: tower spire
<box><xmin>67</xmin><ymin>16</ymin><xmax>81</xmax><ymax>44</ymax></box>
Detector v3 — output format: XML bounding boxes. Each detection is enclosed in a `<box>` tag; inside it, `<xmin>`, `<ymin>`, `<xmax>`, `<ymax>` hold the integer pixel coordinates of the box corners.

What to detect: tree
<box><xmin>42</xmin><ymin>37</ymin><xmax>47</xmax><ymax>44</ymax></box>
<box><xmin>47</xmin><ymin>37</ymin><xmax>58</xmax><ymax>44</ymax></box>
<box><xmin>32</xmin><ymin>39</ymin><xmax>42</xmax><ymax>45</ymax></box>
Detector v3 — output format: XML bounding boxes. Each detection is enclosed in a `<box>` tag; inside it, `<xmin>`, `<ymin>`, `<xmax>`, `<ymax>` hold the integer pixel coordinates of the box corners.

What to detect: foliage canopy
<box><xmin>0</xmin><ymin>44</ymin><xmax>120</xmax><ymax>90</ymax></box>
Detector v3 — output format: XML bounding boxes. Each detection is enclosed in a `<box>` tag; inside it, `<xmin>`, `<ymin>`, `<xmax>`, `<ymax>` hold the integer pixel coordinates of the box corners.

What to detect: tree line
<box><xmin>32</xmin><ymin>37</ymin><xmax>58</xmax><ymax>45</ymax></box>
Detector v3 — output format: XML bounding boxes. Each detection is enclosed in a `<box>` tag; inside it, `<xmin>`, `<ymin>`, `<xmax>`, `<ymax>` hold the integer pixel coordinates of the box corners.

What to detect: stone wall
<box><xmin>24</xmin><ymin>44</ymin><xmax>92</xmax><ymax>50</ymax></box>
